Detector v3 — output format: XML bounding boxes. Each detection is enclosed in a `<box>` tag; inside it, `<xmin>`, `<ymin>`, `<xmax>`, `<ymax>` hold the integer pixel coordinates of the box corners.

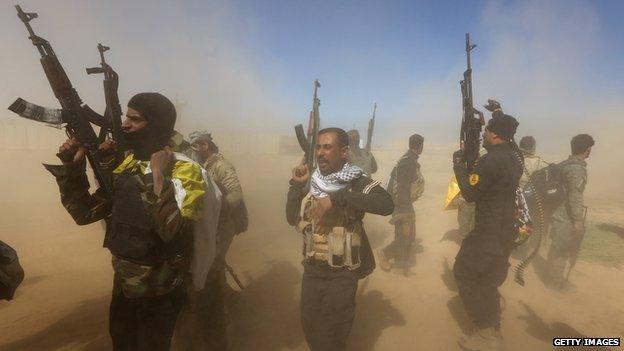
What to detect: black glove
<box><xmin>453</xmin><ymin>149</ymin><xmax>465</xmax><ymax>166</ymax></box>
<box><xmin>483</xmin><ymin>99</ymin><xmax>501</xmax><ymax>112</ymax></box>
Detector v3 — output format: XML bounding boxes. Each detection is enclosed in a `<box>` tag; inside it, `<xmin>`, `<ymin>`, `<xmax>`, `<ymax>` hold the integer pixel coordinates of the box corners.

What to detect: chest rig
<box><xmin>296</xmin><ymin>193</ymin><xmax>362</xmax><ymax>270</ymax></box>
<box><xmin>104</xmin><ymin>173</ymin><xmax>186</xmax><ymax>265</ymax></box>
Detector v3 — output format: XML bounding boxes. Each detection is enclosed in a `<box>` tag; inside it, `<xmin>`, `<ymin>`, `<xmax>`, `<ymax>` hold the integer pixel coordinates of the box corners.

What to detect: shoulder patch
<box><xmin>469</xmin><ymin>173</ymin><xmax>480</xmax><ymax>186</ymax></box>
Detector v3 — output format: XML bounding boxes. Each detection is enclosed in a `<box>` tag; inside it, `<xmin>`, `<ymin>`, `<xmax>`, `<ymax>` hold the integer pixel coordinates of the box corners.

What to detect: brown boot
<box><xmin>376</xmin><ymin>249</ymin><xmax>392</xmax><ymax>271</ymax></box>
<box><xmin>458</xmin><ymin>327</ymin><xmax>504</xmax><ymax>351</ymax></box>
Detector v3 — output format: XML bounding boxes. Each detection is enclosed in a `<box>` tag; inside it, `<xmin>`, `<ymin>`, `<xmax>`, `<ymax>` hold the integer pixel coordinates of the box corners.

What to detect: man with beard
<box><xmin>286</xmin><ymin>127</ymin><xmax>393</xmax><ymax>351</ymax></box>
<box><xmin>45</xmin><ymin>93</ymin><xmax>213</xmax><ymax>351</ymax></box>
<box><xmin>173</xmin><ymin>130</ymin><xmax>247</xmax><ymax>350</ymax></box>
<box><xmin>346</xmin><ymin>129</ymin><xmax>378</xmax><ymax>175</ymax></box>
<box><xmin>452</xmin><ymin>113</ymin><xmax>522</xmax><ymax>351</ymax></box>
<box><xmin>546</xmin><ymin>134</ymin><xmax>594</xmax><ymax>292</ymax></box>
<box><xmin>378</xmin><ymin>134</ymin><xmax>425</xmax><ymax>275</ymax></box>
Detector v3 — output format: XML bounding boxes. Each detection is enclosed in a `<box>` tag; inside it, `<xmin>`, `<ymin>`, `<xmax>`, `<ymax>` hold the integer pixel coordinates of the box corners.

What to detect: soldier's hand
<box><xmin>151</xmin><ymin>146</ymin><xmax>175</xmax><ymax>177</ymax></box>
<box><xmin>311</xmin><ymin>195</ymin><xmax>332</xmax><ymax>221</ymax></box>
<box><xmin>58</xmin><ymin>138</ymin><xmax>87</xmax><ymax>165</ymax></box>
<box><xmin>292</xmin><ymin>163</ymin><xmax>310</xmax><ymax>184</ymax></box>
<box><xmin>97</xmin><ymin>139</ymin><xmax>117</xmax><ymax>166</ymax></box>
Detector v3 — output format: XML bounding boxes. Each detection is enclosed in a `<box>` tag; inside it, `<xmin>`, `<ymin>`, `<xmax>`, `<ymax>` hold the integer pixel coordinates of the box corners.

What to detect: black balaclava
<box><xmin>125</xmin><ymin>92</ymin><xmax>176</xmax><ymax>160</ymax></box>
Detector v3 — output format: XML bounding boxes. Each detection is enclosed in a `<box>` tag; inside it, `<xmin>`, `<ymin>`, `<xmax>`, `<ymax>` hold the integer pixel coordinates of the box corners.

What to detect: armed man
<box><xmin>378</xmin><ymin>134</ymin><xmax>425</xmax><ymax>275</ymax></box>
<box><xmin>546</xmin><ymin>134</ymin><xmax>594</xmax><ymax>292</ymax></box>
<box><xmin>45</xmin><ymin>93</ymin><xmax>216</xmax><ymax>351</ymax></box>
<box><xmin>346</xmin><ymin>129</ymin><xmax>378</xmax><ymax>175</ymax></box>
<box><xmin>286</xmin><ymin>127</ymin><xmax>393</xmax><ymax>351</ymax></box>
<box><xmin>174</xmin><ymin>130</ymin><xmax>247</xmax><ymax>350</ymax></box>
<box><xmin>452</xmin><ymin>113</ymin><xmax>522</xmax><ymax>351</ymax></box>
<box><xmin>518</xmin><ymin>136</ymin><xmax>549</xmax><ymax>189</ymax></box>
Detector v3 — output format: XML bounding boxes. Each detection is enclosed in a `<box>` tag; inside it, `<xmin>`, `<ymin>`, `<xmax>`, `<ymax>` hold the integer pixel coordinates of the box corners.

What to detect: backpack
<box><xmin>522</xmin><ymin>162</ymin><xmax>566</xmax><ymax>216</ymax></box>
<box><xmin>0</xmin><ymin>240</ymin><xmax>24</xmax><ymax>301</ymax></box>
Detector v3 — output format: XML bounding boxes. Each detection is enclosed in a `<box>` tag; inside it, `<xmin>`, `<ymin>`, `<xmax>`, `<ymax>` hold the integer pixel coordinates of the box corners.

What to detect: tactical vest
<box><xmin>104</xmin><ymin>173</ymin><xmax>189</xmax><ymax>265</ymax></box>
<box><xmin>296</xmin><ymin>193</ymin><xmax>362</xmax><ymax>269</ymax></box>
<box><xmin>388</xmin><ymin>155</ymin><xmax>424</xmax><ymax>203</ymax></box>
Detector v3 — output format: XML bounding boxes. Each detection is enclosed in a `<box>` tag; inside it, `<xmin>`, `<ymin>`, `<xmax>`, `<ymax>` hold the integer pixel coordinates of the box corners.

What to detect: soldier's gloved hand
<box><xmin>58</xmin><ymin>138</ymin><xmax>87</xmax><ymax>165</ymax></box>
<box><xmin>483</xmin><ymin>99</ymin><xmax>501</xmax><ymax>112</ymax></box>
<box><xmin>452</xmin><ymin>149</ymin><xmax>465</xmax><ymax>166</ymax></box>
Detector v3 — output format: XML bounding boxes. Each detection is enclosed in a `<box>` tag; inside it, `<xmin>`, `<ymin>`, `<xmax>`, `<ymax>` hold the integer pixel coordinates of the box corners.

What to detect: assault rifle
<box><xmin>294</xmin><ymin>80</ymin><xmax>321</xmax><ymax>174</ymax></box>
<box><xmin>365</xmin><ymin>103</ymin><xmax>376</xmax><ymax>152</ymax></box>
<box><xmin>86</xmin><ymin>43</ymin><xmax>125</xmax><ymax>150</ymax></box>
<box><xmin>459</xmin><ymin>33</ymin><xmax>484</xmax><ymax>172</ymax></box>
<box><xmin>8</xmin><ymin>5</ymin><xmax>112</xmax><ymax>197</ymax></box>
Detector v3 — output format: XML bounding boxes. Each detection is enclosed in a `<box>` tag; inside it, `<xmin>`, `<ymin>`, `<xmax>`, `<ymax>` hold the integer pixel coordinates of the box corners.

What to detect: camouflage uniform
<box><xmin>176</xmin><ymin>152</ymin><xmax>246</xmax><ymax>351</ymax></box>
<box><xmin>347</xmin><ymin>147</ymin><xmax>378</xmax><ymax>176</ymax></box>
<box><xmin>547</xmin><ymin>155</ymin><xmax>587</xmax><ymax>287</ymax></box>
<box><xmin>383</xmin><ymin>150</ymin><xmax>424</xmax><ymax>270</ymax></box>
<box><xmin>45</xmin><ymin>153</ymin><xmax>205</xmax><ymax>351</ymax></box>
<box><xmin>346</xmin><ymin>130</ymin><xmax>377</xmax><ymax>176</ymax></box>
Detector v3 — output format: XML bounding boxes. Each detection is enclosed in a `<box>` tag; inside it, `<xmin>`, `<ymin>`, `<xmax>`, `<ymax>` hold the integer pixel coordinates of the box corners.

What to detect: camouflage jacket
<box><xmin>552</xmin><ymin>155</ymin><xmax>587</xmax><ymax>223</ymax></box>
<box><xmin>203</xmin><ymin>153</ymin><xmax>243</xmax><ymax>219</ymax></box>
<box><xmin>45</xmin><ymin>154</ymin><xmax>205</xmax><ymax>298</ymax></box>
<box><xmin>347</xmin><ymin>147</ymin><xmax>378</xmax><ymax>175</ymax></box>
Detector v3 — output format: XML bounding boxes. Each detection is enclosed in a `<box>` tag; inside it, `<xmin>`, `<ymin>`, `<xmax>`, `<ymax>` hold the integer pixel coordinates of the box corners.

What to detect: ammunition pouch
<box><xmin>298</xmin><ymin>194</ymin><xmax>362</xmax><ymax>270</ymax></box>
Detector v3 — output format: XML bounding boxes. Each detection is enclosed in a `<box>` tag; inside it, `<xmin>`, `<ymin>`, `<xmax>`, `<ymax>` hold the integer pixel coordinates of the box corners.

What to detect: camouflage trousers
<box><xmin>109</xmin><ymin>283</ymin><xmax>186</xmax><ymax>351</ymax></box>
<box><xmin>546</xmin><ymin>219</ymin><xmax>580</xmax><ymax>285</ymax></box>
<box><xmin>383</xmin><ymin>214</ymin><xmax>415</xmax><ymax>268</ymax></box>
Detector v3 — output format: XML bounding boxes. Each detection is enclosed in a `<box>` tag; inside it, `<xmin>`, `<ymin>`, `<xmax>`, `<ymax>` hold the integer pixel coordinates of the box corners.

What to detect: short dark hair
<box><xmin>519</xmin><ymin>136</ymin><xmax>536</xmax><ymax>152</ymax></box>
<box><xmin>570</xmin><ymin>134</ymin><xmax>594</xmax><ymax>155</ymax></box>
<box><xmin>409</xmin><ymin>134</ymin><xmax>424</xmax><ymax>150</ymax></box>
<box><xmin>318</xmin><ymin>127</ymin><xmax>349</xmax><ymax>147</ymax></box>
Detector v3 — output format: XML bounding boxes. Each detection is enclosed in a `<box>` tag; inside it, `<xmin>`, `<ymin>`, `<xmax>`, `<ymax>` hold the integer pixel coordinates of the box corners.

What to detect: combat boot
<box><xmin>458</xmin><ymin>327</ymin><xmax>504</xmax><ymax>351</ymax></box>
<box><xmin>376</xmin><ymin>250</ymin><xmax>392</xmax><ymax>271</ymax></box>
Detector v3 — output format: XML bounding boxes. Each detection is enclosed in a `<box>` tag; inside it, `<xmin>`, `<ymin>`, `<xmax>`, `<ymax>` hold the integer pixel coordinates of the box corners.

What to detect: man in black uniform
<box><xmin>378</xmin><ymin>134</ymin><xmax>425</xmax><ymax>275</ymax></box>
<box><xmin>452</xmin><ymin>114</ymin><xmax>522</xmax><ymax>350</ymax></box>
<box><xmin>286</xmin><ymin>127</ymin><xmax>393</xmax><ymax>351</ymax></box>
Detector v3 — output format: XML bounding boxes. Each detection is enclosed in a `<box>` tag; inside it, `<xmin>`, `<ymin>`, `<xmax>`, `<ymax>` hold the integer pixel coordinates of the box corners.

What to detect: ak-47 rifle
<box><xmin>86</xmin><ymin>43</ymin><xmax>125</xmax><ymax>151</ymax></box>
<box><xmin>8</xmin><ymin>5</ymin><xmax>112</xmax><ymax>198</ymax></box>
<box><xmin>459</xmin><ymin>33</ymin><xmax>484</xmax><ymax>173</ymax></box>
<box><xmin>294</xmin><ymin>79</ymin><xmax>321</xmax><ymax>174</ymax></box>
<box><xmin>365</xmin><ymin>103</ymin><xmax>376</xmax><ymax>152</ymax></box>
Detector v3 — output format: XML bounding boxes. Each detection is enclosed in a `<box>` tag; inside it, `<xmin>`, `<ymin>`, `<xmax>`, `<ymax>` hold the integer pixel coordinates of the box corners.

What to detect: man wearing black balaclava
<box><xmin>45</xmin><ymin>92</ymin><xmax>209</xmax><ymax>351</ymax></box>
<box><xmin>451</xmin><ymin>113</ymin><xmax>523</xmax><ymax>351</ymax></box>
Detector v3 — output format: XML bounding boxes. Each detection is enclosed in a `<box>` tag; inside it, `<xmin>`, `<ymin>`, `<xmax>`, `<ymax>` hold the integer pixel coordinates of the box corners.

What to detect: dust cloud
<box><xmin>1</xmin><ymin>0</ymin><xmax>623</xmax><ymax>350</ymax></box>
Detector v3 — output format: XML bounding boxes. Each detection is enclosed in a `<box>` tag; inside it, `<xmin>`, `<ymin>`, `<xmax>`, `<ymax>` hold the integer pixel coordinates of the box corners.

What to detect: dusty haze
<box><xmin>1</xmin><ymin>0</ymin><xmax>623</xmax><ymax>350</ymax></box>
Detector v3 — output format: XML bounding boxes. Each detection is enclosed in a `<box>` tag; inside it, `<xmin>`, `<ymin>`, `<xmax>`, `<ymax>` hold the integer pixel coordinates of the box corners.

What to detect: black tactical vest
<box><xmin>104</xmin><ymin>173</ymin><xmax>188</xmax><ymax>265</ymax></box>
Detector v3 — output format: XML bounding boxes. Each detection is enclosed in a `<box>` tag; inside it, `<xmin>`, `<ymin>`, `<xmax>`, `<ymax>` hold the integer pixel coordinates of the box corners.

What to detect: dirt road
<box><xmin>1</xmin><ymin>145</ymin><xmax>622</xmax><ymax>351</ymax></box>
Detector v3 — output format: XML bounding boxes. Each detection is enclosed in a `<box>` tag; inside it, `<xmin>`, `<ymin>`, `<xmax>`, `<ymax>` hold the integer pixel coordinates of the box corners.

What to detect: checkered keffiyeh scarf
<box><xmin>310</xmin><ymin>163</ymin><xmax>364</xmax><ymax>198</ymax></box>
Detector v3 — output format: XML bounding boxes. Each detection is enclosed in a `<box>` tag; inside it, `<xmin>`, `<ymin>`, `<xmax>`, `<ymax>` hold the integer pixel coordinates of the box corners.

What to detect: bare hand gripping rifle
<box><xmin>459</xmin><ymin>33</ymin><xmax>484</xmax><ymax>173</ymax></box>
<box><xmin>294</xmin><ymin>79</ymin><xmax>321</xmax><ymax>175</ymax></box>
<box><xmin>365</xmin><ymin>103</ymin><xmax>376</xmax><ymax>153</ymax></box>
<box><xmin>8</xmin><ymin>5</ymin><xmax>113</xmax><ymax>198</ymax></box>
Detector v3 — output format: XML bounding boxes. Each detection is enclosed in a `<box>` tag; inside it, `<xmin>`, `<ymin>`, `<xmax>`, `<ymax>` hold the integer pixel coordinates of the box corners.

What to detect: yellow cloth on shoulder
<box><xmin>113</xmin><ymin>153</ymin><xmax>205</xmax><ymax>220</ymax></box>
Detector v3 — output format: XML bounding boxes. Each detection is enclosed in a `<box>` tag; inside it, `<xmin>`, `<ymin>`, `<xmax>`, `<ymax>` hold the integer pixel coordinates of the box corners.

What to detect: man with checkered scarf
<box><xmin>286</xmin><ymin>127</ymin><xmax>393</xmax><ymax>351</ymax></box>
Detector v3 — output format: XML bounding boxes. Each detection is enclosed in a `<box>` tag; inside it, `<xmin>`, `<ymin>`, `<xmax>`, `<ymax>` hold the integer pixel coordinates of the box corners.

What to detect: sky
<box><xmin>1</xmin><ymin>0</ymin><xmax>622</xmax><ymax>153</ymax></box>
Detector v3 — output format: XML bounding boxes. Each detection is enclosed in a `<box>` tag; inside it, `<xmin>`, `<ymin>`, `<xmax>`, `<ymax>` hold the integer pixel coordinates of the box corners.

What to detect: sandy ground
<box><xmin>1</xmin><ymin>144</ymin><xmax>623</xmax><ymax>351</ymax></box>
